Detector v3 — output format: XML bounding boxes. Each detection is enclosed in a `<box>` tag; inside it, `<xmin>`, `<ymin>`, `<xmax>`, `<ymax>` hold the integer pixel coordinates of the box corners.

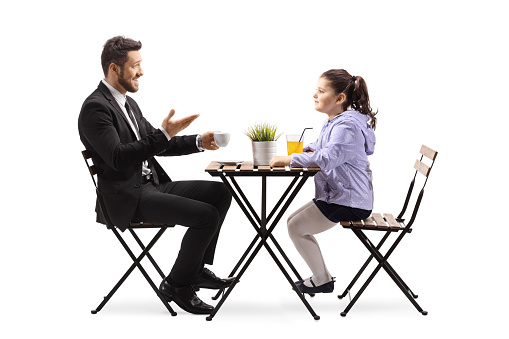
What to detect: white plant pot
<box><xmin>251</xmin><ymin>141</ymin><xmax>277</xmax><ymax>166</ymax></box>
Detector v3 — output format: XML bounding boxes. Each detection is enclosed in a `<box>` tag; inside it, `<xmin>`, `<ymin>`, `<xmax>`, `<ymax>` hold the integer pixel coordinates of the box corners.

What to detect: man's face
<box><xmin>117</xmin><ymin>50</ymin><xmax>143</xmax><ymax>93</ymax></box>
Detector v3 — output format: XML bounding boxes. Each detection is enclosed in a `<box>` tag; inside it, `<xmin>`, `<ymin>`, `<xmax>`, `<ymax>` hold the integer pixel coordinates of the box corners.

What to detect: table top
<box><xmin>205</xmin><ymin>161</ymin><xmax>320</xmax><ymax>177</ymax></box>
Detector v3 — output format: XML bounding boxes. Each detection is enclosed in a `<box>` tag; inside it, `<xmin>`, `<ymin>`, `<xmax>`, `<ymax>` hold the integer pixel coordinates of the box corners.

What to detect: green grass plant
<box><xmin>244</xmin><ymin>122</ymin><xmax>283</xmax><ymax>142</ymax></box>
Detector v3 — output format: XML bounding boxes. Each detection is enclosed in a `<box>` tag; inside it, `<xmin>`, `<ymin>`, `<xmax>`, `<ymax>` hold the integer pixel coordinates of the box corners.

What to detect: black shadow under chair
<box><xmin>81</xmin><ymin>150</ymin><xmax>177</xmax><ymax>316</ymax></box>
<box><xmin>337</xmin><ymin>145</ymin><xmax>437</xmax><ymax>316</ymax></box>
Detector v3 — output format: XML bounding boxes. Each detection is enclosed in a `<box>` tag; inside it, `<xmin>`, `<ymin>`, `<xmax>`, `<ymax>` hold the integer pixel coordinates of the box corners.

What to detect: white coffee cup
<box><xmin>214</xmin><ymin>132</ymin><xmax>231</xmax><ymax>147</ymax></box>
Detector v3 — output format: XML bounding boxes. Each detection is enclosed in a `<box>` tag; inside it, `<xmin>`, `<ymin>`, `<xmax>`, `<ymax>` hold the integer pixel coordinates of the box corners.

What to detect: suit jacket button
<box><xmin>135</xmin><ymin>183</ymin><xmax>141</xmax><ymax>188</ymax></box>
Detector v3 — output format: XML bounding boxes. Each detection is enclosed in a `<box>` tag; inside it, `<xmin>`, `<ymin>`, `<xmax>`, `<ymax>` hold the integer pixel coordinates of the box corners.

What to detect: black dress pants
<box><xmin>132</xmin><ymin>180</ymin><xmax>232</xmax><ymax>286</ymax></box>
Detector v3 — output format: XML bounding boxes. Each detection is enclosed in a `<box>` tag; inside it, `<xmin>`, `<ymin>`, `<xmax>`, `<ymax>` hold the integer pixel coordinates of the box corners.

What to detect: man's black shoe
<box><xmin>159</xmin><ymin>279</ymin><xmax>214</xmax><ymax>315</ymax></box>
<box><xmin>194</xmin><ymin>268</ymin><xmax>235</xmax><ymax>290</ymax></box>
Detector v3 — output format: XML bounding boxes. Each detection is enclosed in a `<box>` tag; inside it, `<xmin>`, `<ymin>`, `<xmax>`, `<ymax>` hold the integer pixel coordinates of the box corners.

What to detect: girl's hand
<box><xmin>270</xmin><ymin>156</ymin><xmax>291</xmax><ymax>167</ymax></box>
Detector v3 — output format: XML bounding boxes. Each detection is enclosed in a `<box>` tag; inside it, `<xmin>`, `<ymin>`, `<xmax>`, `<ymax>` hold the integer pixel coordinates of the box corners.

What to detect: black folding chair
<box><xmin>337</xmin><ymin>145</ymin><xmax>437</xmax><ymax>316</ymax></box>
<box><xmin>81</xmin><ymin>150</ymin><xmax>177</xmax><ymax>316</ymax></box>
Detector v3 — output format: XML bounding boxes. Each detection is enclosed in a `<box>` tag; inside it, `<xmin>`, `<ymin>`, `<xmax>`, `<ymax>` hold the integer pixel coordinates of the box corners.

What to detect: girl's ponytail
<box><xmin>351</xmin><ymin>76</ymin><xmax>377</xmax><ymax>130</ymax></box>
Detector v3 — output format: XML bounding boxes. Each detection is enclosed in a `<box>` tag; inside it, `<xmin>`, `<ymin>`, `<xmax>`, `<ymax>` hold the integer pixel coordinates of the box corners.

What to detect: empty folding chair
<box><xmin>338</xmin><ymin>145</ymin><xmax>437</xmax><ymax>316</ymax></box>
<box><xmin>81</xmin><ymin>150</ymin><xmax>176</xmax><ymax>316</ymax></box>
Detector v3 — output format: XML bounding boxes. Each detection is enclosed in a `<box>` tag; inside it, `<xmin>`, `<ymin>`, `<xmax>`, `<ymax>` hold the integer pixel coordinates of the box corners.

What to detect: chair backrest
<box><xmin>82</xmin><ymin>150</ymin><xmax>115</xmax><ymax>229</ymax></box>
<box><xmin>396</xmin><ymin>145</ymin><xmax>438</xmax><ymax>228</ymax></box>
<box><xmin>82</xmin><ymin>150</ymin><xmax>98</xmax><ymax>188</ymax></box>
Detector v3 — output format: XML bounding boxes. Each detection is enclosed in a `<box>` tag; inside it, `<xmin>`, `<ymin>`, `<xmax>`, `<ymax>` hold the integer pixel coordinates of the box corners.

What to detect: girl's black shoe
<box><xmin>297</xmin><ymin>277</ymin><xmax>335</xmax><ymax>294</ymax></box>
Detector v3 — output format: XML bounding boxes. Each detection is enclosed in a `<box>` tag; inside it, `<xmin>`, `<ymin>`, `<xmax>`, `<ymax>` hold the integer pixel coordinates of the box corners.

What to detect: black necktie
<box><xmin>147</xmin><ymin>158</ymin><xmax>160</xmax><ymax>185</ymax></box>
<box><xmin>125</xmin><ymin>100</ymin><xmax>159</xmax><ymax>185</ymax></box>
<box><xmin>125</xmin><ymin>101</ymin><xmax>140</xmax><ymax>138</ymax></box>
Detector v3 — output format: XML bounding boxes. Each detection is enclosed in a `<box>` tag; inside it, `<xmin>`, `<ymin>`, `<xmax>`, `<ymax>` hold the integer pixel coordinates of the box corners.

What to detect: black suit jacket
<box><xmin>78</xmin><ymin>81</ymin><xmax>201</xmax><ymax>231</ymax></box>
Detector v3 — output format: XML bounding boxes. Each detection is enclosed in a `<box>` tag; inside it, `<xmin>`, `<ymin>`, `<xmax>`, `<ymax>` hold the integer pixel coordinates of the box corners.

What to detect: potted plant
<box><xmin>244</xmin><ymin>122</ymin><xmax>283</xmax><ymax>166</ymax></box>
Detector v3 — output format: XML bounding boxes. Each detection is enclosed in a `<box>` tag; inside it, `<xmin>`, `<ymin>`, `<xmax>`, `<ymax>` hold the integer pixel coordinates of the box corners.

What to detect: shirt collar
<box><xmin>328</xmin><ymin>110</ymin><xmax>363</xmax><ymax>124</ymax></box>
<box><xmin>325</xmin><ymin>113</ymin><xmax>342</xmax><ymax>125</ymax></box>
<box><xmin>101</xmin><ymin>79</ymin><xmax>126</xmax><ymax>106</ymax></box>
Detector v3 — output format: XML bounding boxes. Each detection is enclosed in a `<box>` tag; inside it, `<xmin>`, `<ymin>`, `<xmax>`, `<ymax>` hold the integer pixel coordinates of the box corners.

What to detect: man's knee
<box><xmin>210</xmin><ymin>182</ymin><xmax>232</xmax><ymax>213</ymax></box>
<box><xmin>197</xmin><ymin>204</ymin><xmax>221</xmax><ymax>231</ymax></box>
<box><xmin>216</xmin><ymin>182</ymin><xmax>232</xmax><ymax>202</ymax></box>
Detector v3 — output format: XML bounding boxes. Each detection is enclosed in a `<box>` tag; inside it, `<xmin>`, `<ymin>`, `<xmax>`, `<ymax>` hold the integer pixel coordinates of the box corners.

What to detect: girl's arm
<box><xmin>290</xmin><ymin>122</ymin><xmax>362</xmax><ymax>170</ymax></box>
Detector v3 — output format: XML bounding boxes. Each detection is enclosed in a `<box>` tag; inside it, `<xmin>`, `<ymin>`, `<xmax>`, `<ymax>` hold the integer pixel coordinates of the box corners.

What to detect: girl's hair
<box><xmin>321</xmin><ymin>69</ymin><xmax>378</xmax><ymax>130</ymax></box>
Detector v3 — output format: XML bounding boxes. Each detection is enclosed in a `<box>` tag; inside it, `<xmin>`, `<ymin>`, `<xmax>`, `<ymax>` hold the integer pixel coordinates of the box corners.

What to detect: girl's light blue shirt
<box><xmin>290</xmin><ymin>110</ymin><xmax>376</xmax><ymax>210</ymax></box>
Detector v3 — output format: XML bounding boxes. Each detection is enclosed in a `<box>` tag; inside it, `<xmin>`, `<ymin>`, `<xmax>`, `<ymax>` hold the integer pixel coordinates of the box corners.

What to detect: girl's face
<box><xmin>313</xmin><ymin>77</ymin><xmax>345</xmax><ymax>117</ymax></box>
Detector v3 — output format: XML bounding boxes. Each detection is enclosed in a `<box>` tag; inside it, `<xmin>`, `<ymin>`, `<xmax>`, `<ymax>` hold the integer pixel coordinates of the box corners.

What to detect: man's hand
<box><xmin>270</xmin><ymin>155</ymin><xmax>291</xmax><ymax>167</ymax></box>
<box><xmin>161</xmin><ymin>109</ymin><xmax>199</xmax><ymax>138</ymax></box>
<box><xmin>201</xmin><ymin>131</ymin><xmax>220</xmax><ymax>150</ymax></box>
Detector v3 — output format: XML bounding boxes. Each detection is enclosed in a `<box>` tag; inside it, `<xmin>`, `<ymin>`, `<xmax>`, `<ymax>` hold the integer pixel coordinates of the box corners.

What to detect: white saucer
<box><xmin>216</xmin><ymin>160</ymin><xmax>243</xmax><ymax>165</ymax></box>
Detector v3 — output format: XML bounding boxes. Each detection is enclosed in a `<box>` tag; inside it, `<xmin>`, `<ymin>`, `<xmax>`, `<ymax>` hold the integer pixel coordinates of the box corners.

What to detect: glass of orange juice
<box><xmin>287</xmin><ymin>134</ymin><xmax>303</xmax><ymax>155</ymax></box>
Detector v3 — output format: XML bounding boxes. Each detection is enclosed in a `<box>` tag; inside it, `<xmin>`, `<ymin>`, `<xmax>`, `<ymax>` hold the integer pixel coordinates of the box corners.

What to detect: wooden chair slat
<box><xmin>383</xmin><ymin>213</ymin><xmax>401</xmax><ymax>229</ymax></box>
<box><xmin>307</xmin><ymin>167</ymin><xmax>321</xmax><ymax>172</ymax></box>
<box><xmin>290</xmin><ymin>167</ymin><xmax>304</xmax><ymax>172</ymax></box>
<box><xmin>222</xmin><ymin>165</ymin><xmax>238</xmax><ymax>172</ymax></box>
<box><xmin>258</xmin><ymin>165</ymin><xmax>271</xmax><ymax>172</ymax></box>
<box><xmin>414</xmin><ymin>159</ymin><xmax>431</xmax><ymax>177</ymax></box>
<box><xmin>130</xmin><ymin>222</ymin><xmax>167</xmax><ymax>226</ymax></box>
<box><xmin>363</xmin><ymin>217</ymin><xmax>377</xmax><ymax>227</ymax></box>
<box><xmin>272</xmin><ymin>166</ymin><xmax>286</xmax><ymax>172</ymax></box>
<box><xmin>240</xmin><ymin>161</ymin><xmax>254</xmax><ymax>172</ymax></box>
<box><xmin>82</xmin><ymin>150</ymin><xmax>92</xmax><ymax>160</ymax></box>
<box><xmin>351</xmin><ymin>220</ymin><xmax>363</xmax><ymax>226</ymax></box>
<box><xmin>339</xmin><ymin>221</ymin><xmax>351</xmax><ymax>226</ymax></box>
<box><xmin>205</xmin><ymin>161</ymin><xmax>221</xmax><ymax>172</ymax></box>
<box><xmin>88</xmin><ymin>165</ymin><xmax>97</xmax><ymax>176</ymax></box>
<box><xmin>372</xmin><ymin>213</ymin><xmax>389</xmax><ymax>229</ymax></box>
<box><xmin>420</xmin><ymin>145</ymin><xmax>437</xmax><ymax>160</ymax></box>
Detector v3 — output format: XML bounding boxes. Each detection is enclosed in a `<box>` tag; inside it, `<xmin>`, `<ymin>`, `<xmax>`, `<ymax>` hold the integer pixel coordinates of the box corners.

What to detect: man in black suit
<box><xmin>78</xmin><ymin>36</ymin><xmax>233</xmax><ymax>315</ymax></box>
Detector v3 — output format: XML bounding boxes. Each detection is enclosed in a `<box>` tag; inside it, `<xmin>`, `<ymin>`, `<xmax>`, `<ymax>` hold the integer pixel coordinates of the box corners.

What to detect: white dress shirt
<box><xmin>101</xmin><ymin>80</ymin><xmax>166</xmax><ymax>176</ymax></box>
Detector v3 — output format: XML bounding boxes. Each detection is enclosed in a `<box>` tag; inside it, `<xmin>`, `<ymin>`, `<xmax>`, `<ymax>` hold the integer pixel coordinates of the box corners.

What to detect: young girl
<box><xmin>270</xmin><ymin>69</ymin><xmax>377</xmax><ymax>294</ymax></box>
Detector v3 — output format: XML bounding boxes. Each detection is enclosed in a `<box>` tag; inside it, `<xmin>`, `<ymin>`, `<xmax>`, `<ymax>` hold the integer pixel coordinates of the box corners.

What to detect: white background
<box><xmin>2</xmin><ymin>0</ymin><xmax>508</xmax><ymax>337</ymax></box>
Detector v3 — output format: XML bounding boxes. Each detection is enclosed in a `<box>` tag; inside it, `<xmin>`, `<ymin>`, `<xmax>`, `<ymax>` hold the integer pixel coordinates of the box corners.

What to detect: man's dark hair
<box><xmin>101</xmin><ymin>36</ymin><xmax>142</xmax><ymax>76</ymax></box>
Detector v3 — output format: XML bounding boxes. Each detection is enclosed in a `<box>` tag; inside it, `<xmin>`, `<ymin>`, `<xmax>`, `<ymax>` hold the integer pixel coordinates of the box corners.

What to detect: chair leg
<box><xmin>92</xmin><ymin>227</ymin><xmax>176</xmax><ymax>316</ymax></box>
<box><xmin>129</xmin><ymin>228</ymin><xmax>167</xmax><ymax>279</ymax></box>
<box><xmin>338</xmin><ymin>231</ymin><xmax>391</xmax><ymax>299</ymax></box>
<box><xmin>340</xmin><ymin>259</ymin><xmax>384</xmax><ymax>316</ymax></box>
<box><xmin>340</xmin><ymin>229</ymin><xmax>426</xmax><ymax>316</ymax></box>
<box><xmin>91</xmin><ymin>259</ymin><xmax>138</xmax><ymax>314</ymax></box>
<box><xmin>384</xmin><ymin>261</ymin><xmax>419</xmax><ymax>299</ymax></box>
<box><xmin>212</xmin><ymin>233</ymin><xmax>258</xmax><ymax>300</ymax></box>
<box><xmin>374</xmin><ymin>229</ymin><xmax>420</xmax><ymax>299</ymax></box>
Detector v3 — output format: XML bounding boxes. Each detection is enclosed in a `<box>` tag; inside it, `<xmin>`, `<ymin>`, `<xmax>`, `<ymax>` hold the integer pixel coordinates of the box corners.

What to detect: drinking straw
<box><xmin>299</xmin><ymin>127</ymin><xmax>313</xmax><ymax>142</ymax></box>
